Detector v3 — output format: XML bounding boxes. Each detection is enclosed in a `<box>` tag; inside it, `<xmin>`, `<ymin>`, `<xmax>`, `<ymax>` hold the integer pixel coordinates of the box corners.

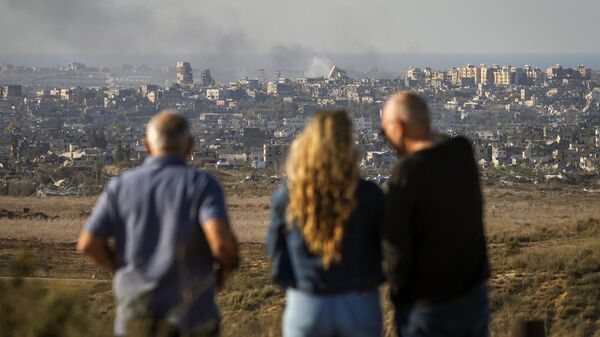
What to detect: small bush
<box><xmin>575</xmin><ymin>218</ymin><xmax>600</xmax><ymax>234</ymax></box>
<box><xmin>0</xmin><ymin>252</ymin><xmax>99</xmax><ymax>337</ymax></box>
<box><xmin>504</xmin><ymin>241</ymin><xmax>522</xmax><ymax>256</ymax></box>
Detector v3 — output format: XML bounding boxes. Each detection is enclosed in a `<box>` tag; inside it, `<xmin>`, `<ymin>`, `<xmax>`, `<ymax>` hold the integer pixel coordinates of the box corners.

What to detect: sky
<box><xmin>0</xmin><ymin>0</ymin><xmax>599</xmax><ymax>71</ymax></box>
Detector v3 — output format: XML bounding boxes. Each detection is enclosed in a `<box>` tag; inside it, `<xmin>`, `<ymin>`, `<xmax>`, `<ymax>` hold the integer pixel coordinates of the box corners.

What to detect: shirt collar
<box><xmin>144</xmin><ymin>154</ymin><xmax>187</xmax><ymax>167</ymax></box>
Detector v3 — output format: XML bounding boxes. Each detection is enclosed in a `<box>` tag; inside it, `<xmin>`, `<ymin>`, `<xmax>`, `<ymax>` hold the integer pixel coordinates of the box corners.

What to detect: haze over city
<box><xmin>1</xmin><ymin>0</ymin><xmax>600</xmax><ymax>78</ymax></box>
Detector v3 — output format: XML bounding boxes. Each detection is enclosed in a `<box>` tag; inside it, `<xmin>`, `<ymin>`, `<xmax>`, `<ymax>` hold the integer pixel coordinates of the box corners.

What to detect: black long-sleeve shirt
<box><xmin>383</xmin><ymin>136</ymin><xmax>490</xmax><ymax>306</ymax></box>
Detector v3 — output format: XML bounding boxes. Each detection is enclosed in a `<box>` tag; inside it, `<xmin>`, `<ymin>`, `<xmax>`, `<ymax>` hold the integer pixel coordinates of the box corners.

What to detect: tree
<box><xmin>10</xmin><ymin>139</ymin><xmax>18</xmax><ymax>159</ymax></box>
<box><xmin>4</xmin><ymin>121</ymin><xmax>18</xmax><ymax>135</ymax></box>
<box><xmin>87</xmin><ymin>127</ymin><xmax>107</xmax><ymax>149</ymax></box>
<box><xmin>95</xmin><ymin>163</ymin><xmax>104</xmax><ymax>184</ymax></box>
<box><xmin>124</xmin><ymin>145</ymin><xmax>131</xmax><ymax>160</ymax></box>
<box><xmin>114</xmin><ymin>141</ymin><xmax>125</xmax><ymax>163</ymax></box>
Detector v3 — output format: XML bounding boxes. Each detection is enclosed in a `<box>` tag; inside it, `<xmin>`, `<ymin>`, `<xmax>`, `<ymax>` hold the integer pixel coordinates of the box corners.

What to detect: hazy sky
<box><xmin>1</xmin><ymin>0</ymin><xmax>598</xmax><ymax>55</ymax></box>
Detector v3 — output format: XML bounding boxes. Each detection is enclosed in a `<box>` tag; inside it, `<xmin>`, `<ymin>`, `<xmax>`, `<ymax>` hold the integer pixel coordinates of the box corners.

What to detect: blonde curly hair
<box><xmin>286</xmin><ymin>110</ymin><xmax>359</xmax><ymax>268</ymax></box>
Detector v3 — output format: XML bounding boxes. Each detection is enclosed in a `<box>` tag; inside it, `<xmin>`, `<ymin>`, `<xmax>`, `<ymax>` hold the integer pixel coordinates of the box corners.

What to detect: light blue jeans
<box><xmin>283</xmin><ymin>288</ymin><xmax>383</xmax><ymax>337</ymax></box>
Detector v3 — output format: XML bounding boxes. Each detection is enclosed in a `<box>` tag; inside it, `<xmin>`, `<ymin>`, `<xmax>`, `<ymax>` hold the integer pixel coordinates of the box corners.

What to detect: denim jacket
<box><xmin>267</xmin><ymin>179</ymin><xmax>385</xmax><ymax>294</ymax></box>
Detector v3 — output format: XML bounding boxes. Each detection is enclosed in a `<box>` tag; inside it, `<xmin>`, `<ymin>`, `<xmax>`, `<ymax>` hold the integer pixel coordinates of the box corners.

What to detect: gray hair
<box><xmin>146</xmin><ymin>109</ymin><xmax>191</xmax><ymax>153</ymax></box>
<box><xmin>384</xmin><ymin>92</ymin><xmax>431</xmax><ymax>128</ymax></box>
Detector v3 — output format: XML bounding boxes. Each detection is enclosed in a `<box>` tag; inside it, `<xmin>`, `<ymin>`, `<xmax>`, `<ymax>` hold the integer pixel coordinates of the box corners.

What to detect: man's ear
<box><xmin>391</xmin><ymin>120</ymin><xmax>403</xmax><ymax>141</ymax></box>
<box><xmin>397</xmin><ymin>120</ymin><xmax>407</xmax><ymax>140</ymax></box>
<box><xmin>143</xmin><ymin>136</ymin><xmax>153</xmax><ymax>155</ymax></box>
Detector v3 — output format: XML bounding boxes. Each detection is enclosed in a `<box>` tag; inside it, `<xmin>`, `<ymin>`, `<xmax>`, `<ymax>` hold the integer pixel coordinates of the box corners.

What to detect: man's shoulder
<box><xmin>116</xmin><ymin>162</ymin><xmax>158</xmax><ymax>178</ymax></box>
<box><xmin>112</xmin><ymin>164</ymin><xmax>221</xmax><ymax>189</ymax></box>
<box><xmin>390</xmin><ymin>155</ymin><xmax>421</xmax><ymax>182</ymax></box>
<box><xmin>191</xmin><ymin>168</ymin><xmax>222</xmax><ymax>188</ymax></box>
<box><xmin>445</xmin><ymin>136</ymin><xmax>474</xmax><ymax>156</ymax></box>
<box><xmin>449</xmin><ymin>135</ymin><xmax>472</xmax><ymax>147</ymax></box>
<box><xmin>404</xmin><ymin>136</ymin><xmax>473</xmax><ymax>165</ymax></box>
<box><xmin>108</xmin><ymin>165</ymin><xmax>152</xmax><ymax>188</ymax></box>
<box><xmin>358</xmin><ymin>179</ymin><xmax>383</xmax><ymax>198</ymax></box>
<box><xmin>389</xmin><ymin>144</ymin><xmax>440</xmax><ymax>188</ymax></box>
<box><xmin>356</xmin><ymin>179</ymin><xmax>384</xmax><ymax>211</ymax></box>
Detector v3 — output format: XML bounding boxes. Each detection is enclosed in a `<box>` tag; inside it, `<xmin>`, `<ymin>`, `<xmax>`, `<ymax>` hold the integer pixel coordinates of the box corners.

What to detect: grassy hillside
<box><xmin>0</xmin><ymin>184</ymin><xmax>599</xmax><ymax>336</ymax></box>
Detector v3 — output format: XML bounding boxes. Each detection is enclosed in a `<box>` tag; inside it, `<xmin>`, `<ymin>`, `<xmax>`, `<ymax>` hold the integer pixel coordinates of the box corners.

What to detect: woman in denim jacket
<box><xmin>267</xmin><ymin>110</ymin><xmax>385</xmax><ymax>337</ymax></box>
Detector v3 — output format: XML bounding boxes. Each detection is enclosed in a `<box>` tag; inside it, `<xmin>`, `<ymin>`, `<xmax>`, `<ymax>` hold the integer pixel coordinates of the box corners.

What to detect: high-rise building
<box><xmin>200</xmin><ymin>69</ymin><xmax>214</xmax><ymax>86</ymax></box>
<box><xmin>577</xmin><ymin>65</ymin><xmax>592</xmax><ymax>80</ymax></box>
<box><xmin>546</xmin><ymin>64</ymin><xmax>563</xmax><ymax>80</ymax></box>
<box><xmin>524</xmin><ymin>65</ymin><xmax>543</xmax><ymax>85</ymax></box>
<box><xmin>447</xmin><ymin>67</ymin><xmax>460</xmax><ymax>85</ymax></box>
<box><xmin>494</xmin><ymin>66</ymin><xmax>514</xmax><ymax>86</ymax></box>
<box><xmin>460</xmin><ymin>64</ymin><xmax>481</xmax><ymax>84</ymax></box>
<box><xmin>479</xmin><ymin>64</ymin><xmax>497</xmax><ymax>85</ymax></box>
<box><xmin>176</xmin><ymin>61</ymin><xmax>193</xmax><ymax>85</ymax></box>
<box><xmin>2</xmin><ymin>84</ymin><xmax>22</xmax><ymax>98</ymax></box>
<box><xmin>406</xmin><ymin>67</ymin><xmax>424</xmax><ymax>81</ymax></box>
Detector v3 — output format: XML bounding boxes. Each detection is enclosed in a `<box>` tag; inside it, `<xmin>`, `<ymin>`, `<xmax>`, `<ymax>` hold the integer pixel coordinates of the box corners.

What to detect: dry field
<box><xmin>0</xmin><ymin>183</ymin><xmax>599</xmax><ymax>336</ymax></box>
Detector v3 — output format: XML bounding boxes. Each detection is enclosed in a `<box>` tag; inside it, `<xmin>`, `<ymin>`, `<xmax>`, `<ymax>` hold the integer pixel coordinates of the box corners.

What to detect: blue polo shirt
<box><xmin>83</xmin><ymin>155</ymin><xmax>228</xmax><ymax>335</ymax></box>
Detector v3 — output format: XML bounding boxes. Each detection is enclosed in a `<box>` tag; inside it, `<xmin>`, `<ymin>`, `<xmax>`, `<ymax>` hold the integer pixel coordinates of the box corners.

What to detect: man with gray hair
<box><xmin>381</xmin><ymin>92</ymin><xmax>490</xmax><ymax>337</ymax></box>
<box><xmin>78</xmin><ymin>110</ymin><xmax>238</xmax><ymax>336</ymax></box>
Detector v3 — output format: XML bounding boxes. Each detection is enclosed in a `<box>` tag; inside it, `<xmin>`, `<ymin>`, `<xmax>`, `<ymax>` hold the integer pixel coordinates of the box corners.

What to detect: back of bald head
<box><xmin>384</xmin><ymin>92</ymin><xmax>431</xmax><ymax>131</ymax></box>
<box><xmin>146</xmin><ymin>109</ymin><xmax>191</xmax><ymax>154</ymax></box>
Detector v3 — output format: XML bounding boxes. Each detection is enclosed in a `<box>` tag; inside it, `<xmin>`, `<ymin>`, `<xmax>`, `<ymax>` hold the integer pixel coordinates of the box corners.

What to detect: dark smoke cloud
<box><xmin>269</xmin><ymin>44</ymin><xmax>312</xmax><ymax>71</ymax></box>
<box><xmin>0</xmin><ymin>0</ymin><xmax>251</xmax><ymax>55</ymax></box>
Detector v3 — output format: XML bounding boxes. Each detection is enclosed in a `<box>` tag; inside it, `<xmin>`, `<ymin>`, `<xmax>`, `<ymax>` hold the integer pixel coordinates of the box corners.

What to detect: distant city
<box><xmin>1</xmin><ymin>60</ymin><xmax>599</xmax><ymax>196</ymax></box>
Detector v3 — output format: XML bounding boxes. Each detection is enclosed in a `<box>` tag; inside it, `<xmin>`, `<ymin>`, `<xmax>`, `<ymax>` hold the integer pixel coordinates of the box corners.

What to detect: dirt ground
<box><xmin>0</xmin><ymin>183</ymin><xmax>598</xmax><ymax>336</ymax></box>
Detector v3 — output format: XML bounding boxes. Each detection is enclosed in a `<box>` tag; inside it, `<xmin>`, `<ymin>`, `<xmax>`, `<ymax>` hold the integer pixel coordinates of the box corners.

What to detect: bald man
<box><xmin>77</xmin><ymin>110</ymin><xmax>238</xmax><ymax>337</ymax></box>
<box><xmin>381</xmin><ymin>93</ymin><xmax>490</xmax><ymax>337</ymax></box>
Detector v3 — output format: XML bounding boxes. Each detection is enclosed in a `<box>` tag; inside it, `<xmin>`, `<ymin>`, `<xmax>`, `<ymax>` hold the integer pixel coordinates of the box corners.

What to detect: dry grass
<box><xmin>0</xmin><ymin>196</ymin><xmax>96</xmax><ymax>218</ymax></box>
<box><xmin>0</xmin><ymin>195</ymin><xmax>270</xmax><ymax>243</ymax></box>
<box><xmin>0</xmin><ymin>218</ymin><xmax>83</xmax><ymax>243</ymax></box>
<box><xmin>228</xmin><ymin>196</ymin><xmax>270</xmax><ymax>243</ymax></box>
<box><xmin>483</xmin><ymin>186</ymin><xmax>600</xmax><ymax>233</ymax></box>
<box><xmin>0</xmin><ymin>184</ymin><xmax>598</xmax><ymax>336</ymax></box>
<box><xmin>486</xmin><ymin>211</ymin><xmax>600</xmax><ymax>337</ymax></box>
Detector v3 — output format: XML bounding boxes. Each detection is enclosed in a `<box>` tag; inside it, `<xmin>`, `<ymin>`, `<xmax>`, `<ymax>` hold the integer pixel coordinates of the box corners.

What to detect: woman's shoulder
<box><xmin>271</xmin><ymin>186</ymin><xmax>289</xmax><ymax>209</ymax></box>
